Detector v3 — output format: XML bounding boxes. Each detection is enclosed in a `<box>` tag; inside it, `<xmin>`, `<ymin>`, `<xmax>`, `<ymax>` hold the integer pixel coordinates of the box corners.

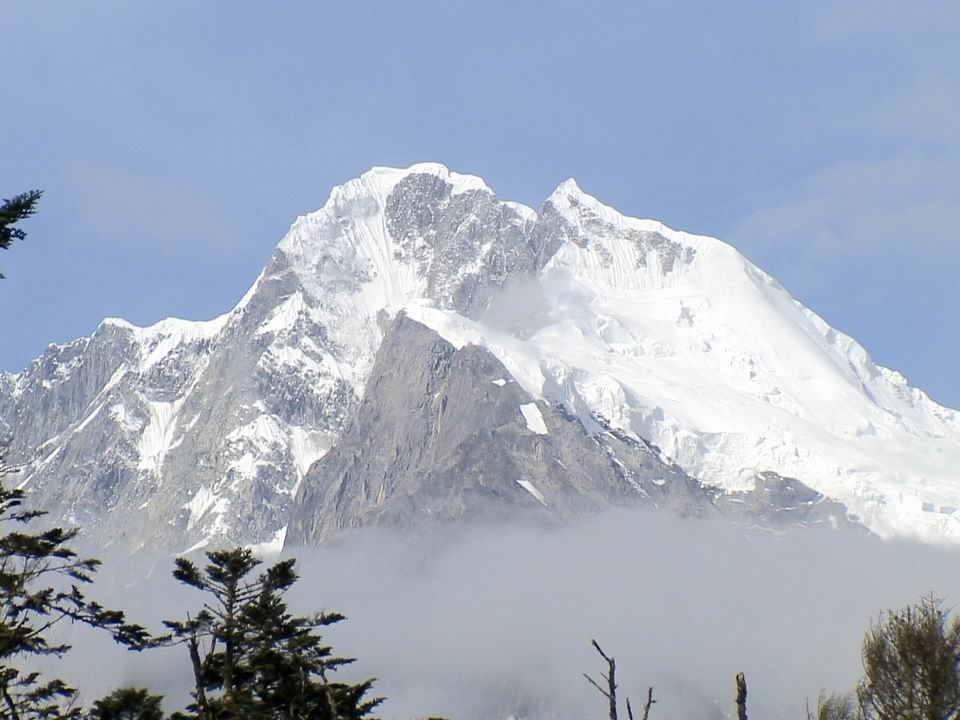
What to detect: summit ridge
<box><xmin>2</xmin><ymin>162</ymin><xmax>958</xmax><ymax>551</ymax></box>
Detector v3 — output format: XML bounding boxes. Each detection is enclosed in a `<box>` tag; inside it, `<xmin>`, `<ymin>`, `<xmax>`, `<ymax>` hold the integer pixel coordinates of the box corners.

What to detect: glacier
<box><xmin>3</xmin><ymin>161</ymin><xmax>959</xmax><ymax>550</ymax></box>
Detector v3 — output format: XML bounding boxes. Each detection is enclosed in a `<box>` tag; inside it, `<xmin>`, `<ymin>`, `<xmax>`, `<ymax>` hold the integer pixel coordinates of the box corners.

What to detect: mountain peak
<box><xmin>546</xmin><ymin>175</ymin><xmax>673</xmax><ymax>239</ymax></box>
<box><xmin>362</xmin><ymin>162</ymin><xmax>494</xmax><ymax>197</ymax></box>
<box><xmin>545</xmin><ymin>176</ymin><xmax>591</xmax><ymax>212</ymax></box>
<box><xmin>6</xmin><ymin>162</ymin><xmax>960</xmax><ymax>552</ymax></box>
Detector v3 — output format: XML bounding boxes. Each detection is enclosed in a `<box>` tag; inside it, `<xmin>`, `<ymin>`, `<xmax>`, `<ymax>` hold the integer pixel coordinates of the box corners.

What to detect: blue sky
<box><xmin>3</xmin><ymin>1</ymin><xmax>959</xmax><ymax>407</ymax></box>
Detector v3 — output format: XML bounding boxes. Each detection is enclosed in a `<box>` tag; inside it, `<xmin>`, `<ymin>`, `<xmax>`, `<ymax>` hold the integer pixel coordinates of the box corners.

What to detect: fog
<box><xmin>478</xmin><ymin>274</ymin><xmax>555</xmax><ymax>340</ymax></box>
<box><xmin>54</xmin><ymin>511</ymin><xmax>960</xmax><ymax>719</ymax></box>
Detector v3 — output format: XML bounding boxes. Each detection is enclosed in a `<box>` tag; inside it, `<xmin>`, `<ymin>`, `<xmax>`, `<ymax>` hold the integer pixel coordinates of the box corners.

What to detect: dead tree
<box><xmin>584</xmin><ymin>639</ymin><xmax>618</xmax><ymax>720</ymax></box>
<box><xmin>584</xmin><ymin>639</ymin><xmax>655</xmax><ymax>720</ymax></box>
<box><xmin>736</xmin><ymin>672</ymin><xmax>748</xmax><ymax>720</ymax></box>
<box><xmin>626</xmin><ymin>687</ymin><xmax>657</xmax><ymax>720</ymax></box>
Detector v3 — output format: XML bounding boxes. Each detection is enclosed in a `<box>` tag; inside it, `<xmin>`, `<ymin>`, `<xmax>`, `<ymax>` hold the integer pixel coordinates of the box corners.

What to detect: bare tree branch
<box><xmin>642</xmin><ymin>687</ymin><xmax>656</xmax><ymax>720</ymax></box>
<box><xmin>587</xmin><ymin>639</ymin><xmax>618</xmax><ymax>720</ymax></box>
<box><xmin>584</xmin><ymin>673</ymin><xmax>611</xmax><ymax>700</ymax></box>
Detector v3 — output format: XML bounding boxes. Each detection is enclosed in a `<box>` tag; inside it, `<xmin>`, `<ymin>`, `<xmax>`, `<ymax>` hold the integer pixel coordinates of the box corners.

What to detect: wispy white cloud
<box><xmin>65</xmin><ymin>164</ymin><xmax>238</xmax><ymax>249</ymax></box>
<box><xmin>735</xmin><ymin>3</ymin><xmax>960</xmax><ymax>259</ymax></box>
<box><xmin>813</xmin><ymin>0</ymin><xmax>960</xmax><ymax>40</ymax></box>
<box><xmin>734</xmin><ymin>154</ymin><xmax>960</xmax><ymax>256</ymax></box>
<box><xmin>866</xmin><ymin>77</ymin><xmax>960</xmax><ymax>149</ymax></box>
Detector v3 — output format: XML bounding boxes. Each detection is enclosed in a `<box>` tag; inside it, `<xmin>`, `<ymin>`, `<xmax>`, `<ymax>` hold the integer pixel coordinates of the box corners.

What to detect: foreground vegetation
<box><xmin>584</xmin><ymin>594</ymin><xmax>960</xmax><ymax>720</ymax></box>
<box><xmin>1</xmin><ymin>449</ymin><xmax>379</xmax><ymax>719</ymax></box>
<box><xmin>4</xmin><ymin>446</ymin><xmax>960</xmax><ymax>720</ymax></box>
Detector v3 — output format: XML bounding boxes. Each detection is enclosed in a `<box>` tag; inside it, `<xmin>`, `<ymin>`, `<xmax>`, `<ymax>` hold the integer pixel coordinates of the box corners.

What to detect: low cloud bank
<box><xmin>57</xmin><ymin>511</ymin><xmax>960</xmax><ymax>719</ymax></box>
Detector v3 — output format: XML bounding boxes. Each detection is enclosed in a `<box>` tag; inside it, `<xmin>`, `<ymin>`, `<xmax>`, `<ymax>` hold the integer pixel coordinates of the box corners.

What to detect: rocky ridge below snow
<box><xmin>2</xmin><ymin>162</ymin><xmax>958</xmax><ymax>552</ymax></box>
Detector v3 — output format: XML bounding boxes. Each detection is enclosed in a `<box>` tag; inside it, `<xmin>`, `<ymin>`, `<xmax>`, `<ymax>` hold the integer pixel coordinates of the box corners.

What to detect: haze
<box><xmin>54</xmin><ymin>513</ymin><xmax>960</xmax><ymax>719</ymax></box>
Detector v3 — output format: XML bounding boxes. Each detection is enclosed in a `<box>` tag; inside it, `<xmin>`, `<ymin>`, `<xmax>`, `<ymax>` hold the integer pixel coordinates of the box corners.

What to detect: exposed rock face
<box><xmin>5</xmin><ymin>161</ymin><xmax>950</xmax><ymax>554</ymax></box>
<box><xmin>0</xmin><ymin>285</ymin><xmax>349</xmax><ymax>553</ymax></box>
<box><xmin>287</xmin><ymin>313</ymin><xmax>713</xmax><ymax>545</ymax></box>
<box><xmin>384</xmin><ymin>174</ymin><xmax>542</xmax><ymax>316</ymax></box>
<box><xmin>0</xmin><ymin>165</ymin><xmax>553</xmax><ymax>553</ymax></box>
<box><xmin>712</xmin><ymin>472</ymin><xmax>866</xmax><ymax>534</ymax></box>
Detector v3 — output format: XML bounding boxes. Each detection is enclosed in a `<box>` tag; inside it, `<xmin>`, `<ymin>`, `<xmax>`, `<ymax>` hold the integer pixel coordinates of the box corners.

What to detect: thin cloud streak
<box><xmin>867</xmin><ymin>77</ymin><xmax>960</xmax><ymax>148</ymax></box>
<box><xmin>813</xmin><ymin>0</ymin><xmax>960</xmax><ymax>40</ymax></box>
<box><xmin>65</xmin><ymin>164</ymin><xmax>240</xmax><ymax>250</ymax></box>
<box><xmin>734</xmin><ymin>154</ymin><xmax>960</xmax><ymax>257</ymax></box>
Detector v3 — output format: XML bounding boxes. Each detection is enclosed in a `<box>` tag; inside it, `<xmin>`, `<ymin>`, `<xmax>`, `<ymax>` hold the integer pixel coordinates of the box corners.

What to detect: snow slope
<box><xmin>252</xmin><ymin>161</ymin><xmax>960</xmax><ymax>542</ymax></box>
<box><xmin>4</xmin><ymin>162</ymin><xmax>960</xmax><ymax>549</ymax></box>
<box><xmin>403</xmin><ymin>177</ymin><xmax>960</xmax><ymax>541</ymax></box>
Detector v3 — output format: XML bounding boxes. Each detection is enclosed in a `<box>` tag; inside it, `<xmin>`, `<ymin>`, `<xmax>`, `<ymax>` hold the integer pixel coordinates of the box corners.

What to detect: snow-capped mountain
<box><xmin>2</xmin><ymin>162</ymin><xmax>959</xmax><ymax>552</ymax></box>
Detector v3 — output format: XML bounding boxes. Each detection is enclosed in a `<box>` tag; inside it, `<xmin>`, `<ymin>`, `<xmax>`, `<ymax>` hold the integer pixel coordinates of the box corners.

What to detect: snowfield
<box><xmin>276</xmin><ymin>163</ymin><xmax>960</xmax><ymax>542</ymax></box>
<box><xmin>6</xmin><ymin>162</ymin><xmax>960</xmax><ymax>548</ymax></box>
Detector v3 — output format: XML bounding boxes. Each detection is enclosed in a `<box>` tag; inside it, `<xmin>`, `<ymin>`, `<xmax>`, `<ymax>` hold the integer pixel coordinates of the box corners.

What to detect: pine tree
<box><xmin>0</xmin><ymin>446</ymin><xmax>151</xmax><ymax>719</ymax></box>
<box><xmin>163</xmin><ymin>548</ymin><xmax>382</xmax><ymax>719</ymax></box>
<box><xmin>806</xmin><ymin>692</ymin><xmax>855</xmax><ymax>720</ymax></box>
<box><xmin>857</xmin><ymin>594</ymin><xmax>960</xmax><ymax>720</ymax></box>
<box><xmin>89</xmin><ymin>688</ymin><xmax>164</xmax><ymax>720</ymax></box>
<box><xmin>0</xmin><ymin>190</ymin><xmax>42</xmax><ymax>278</ymax></box>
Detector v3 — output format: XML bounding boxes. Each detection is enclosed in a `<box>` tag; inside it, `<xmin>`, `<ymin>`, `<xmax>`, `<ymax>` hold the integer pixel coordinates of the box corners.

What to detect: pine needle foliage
<box><xmin>0</xmin><ymin>190</ymin><xmax>42</xmax><ymax>278</ymax></box>
<box><xmin>0</xmin><ymin>447</ymin><xmax>151</xmax><ymax>720</ymax></box>
<box><xmin>806</xmin><ymin>692</ymin><xmax>856</xmax><ymax>720</ymax></box>
<box><xmin>164</xmin><ymin>547</ymin><xmax>382</xmax><ymax>719</ymax></box>
<box><xmin>857</xmin><ymin>594</ymin><xmax>960</xmax><ymax>720</ymax></box>
<box><xmin>89</xmin><ymin>687</ymin><xmax>165</xmax><ymax>720</ymax></box>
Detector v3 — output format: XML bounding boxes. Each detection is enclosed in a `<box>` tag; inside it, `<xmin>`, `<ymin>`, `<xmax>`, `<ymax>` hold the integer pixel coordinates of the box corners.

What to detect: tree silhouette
<box><xmin>0</xmin><ymin>447</ymin><xmax>151</xmax><ymax>719</ymax></box>
<box><xmin>0</xmin><ymin>190</ymin><xmax>42</xmax><ymax>278</ymax></box>
<box><xmin>89</xmin><ymin>687</ymin><xmax>164</xmax><ymax>720</ymax></box>
<box><xmin>163</xmin><ymin>547</ymin><xmax>381</xmax><ymax>719</ymax></box>
<box><xmin>858</xmin><ymin>594</ymin><xmax>960</xmax><ymax>720</ymax></box>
